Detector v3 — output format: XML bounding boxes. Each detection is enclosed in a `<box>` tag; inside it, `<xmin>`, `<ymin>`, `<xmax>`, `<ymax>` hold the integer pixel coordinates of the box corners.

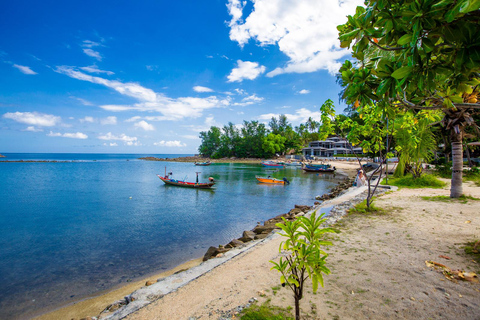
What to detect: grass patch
<box><xmin>421</xmin><ymin>195</ymin><xmax>480</xmax><ymax>203</ymax></box>
<box><xmin>464</xmin><ymin>240</ymin><xmax>480</xmax><ymax>268</ymax></box>
<box><xmin>435</xmin><ymin>164</ymin><xmax>480</xmax><ymax>186</ymax></box>
<box><xmin>382</xmin><ymin>174</ymin><xmax>446</xmax><ymax>188</ymax></box>
<box><xmin>240</xmin><ymin>302</ymin><xmax>294</xmax><ymax>320</ymax></box>
<box><xmin>348</xmin><ymin>198</ymin><xmax>384</xmax><ymax>215</ymax></box>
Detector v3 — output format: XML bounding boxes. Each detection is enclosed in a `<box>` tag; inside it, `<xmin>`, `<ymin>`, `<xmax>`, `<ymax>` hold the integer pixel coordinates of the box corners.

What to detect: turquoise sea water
<box><xmin>0</xmin><ymin>154</ymin><xmax>343</xmax><ymax>319</ymax></box>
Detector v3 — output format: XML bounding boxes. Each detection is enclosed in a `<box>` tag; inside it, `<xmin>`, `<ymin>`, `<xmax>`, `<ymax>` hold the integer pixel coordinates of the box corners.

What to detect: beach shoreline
<box><xmin>33</xmin><ymin>159</ymin><xmax>359</xmax><ymax>320</ymax></box>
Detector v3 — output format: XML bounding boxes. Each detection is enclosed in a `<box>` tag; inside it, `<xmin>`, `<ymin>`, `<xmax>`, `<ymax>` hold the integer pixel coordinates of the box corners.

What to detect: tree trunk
<box><xmin>295</xmin><ymin>297</ymin><xmax>300</xmax><ymax>320</ymax></box>
<box><xmin>464</xmin><ymin>142</ymin><xmax>473</xmax><ymax>167</ymax></box>
<box><xmin>451</xmin><ymin>141</ymin><xmax>463</xmax><ymax>198</ymax></box>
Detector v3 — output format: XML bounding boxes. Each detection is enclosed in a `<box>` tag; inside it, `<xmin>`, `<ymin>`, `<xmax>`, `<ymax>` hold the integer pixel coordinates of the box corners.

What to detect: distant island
<box><xmin>0</xmin><ymin>154</ymin><xmax>5</xmax><ymax>158</ymax></box>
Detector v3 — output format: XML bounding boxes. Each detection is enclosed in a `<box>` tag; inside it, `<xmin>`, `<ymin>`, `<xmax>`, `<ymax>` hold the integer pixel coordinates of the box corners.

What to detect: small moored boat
<box><xmin>157</xmin><ymin>169</ymin><xmax>215</xmax><ymax>188</ymax></box>
<box><xmin>255</xmin><ymin>175</ymin><xmax>290</xmax><ymax>185</ymax></box>
<box><xmin>194</xmin><ymin>161</ymin><xmax>211</xmax><ymax>166</ymax></box>
<box><xmin>302</xmin><ymin>163</ymin><xmax>336</xmax><ymax>173</ymax></box>
<box><xmin>261</xmin><ymin>161</ymin><xmax>285</xmax><ymax>168</ymax></box>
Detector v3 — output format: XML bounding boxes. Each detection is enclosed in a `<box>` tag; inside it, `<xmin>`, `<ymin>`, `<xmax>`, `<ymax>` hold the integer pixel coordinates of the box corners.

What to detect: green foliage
<box><xmin>240</xmin><ymin>303</ymin><xmax>294</xmax><ymax>320</ymax></box>
<box><xmin>348</xmin><ymin>198</ymin><xmax>384</xmax><ymax>214</ymax></box>
<box><xmin>382</xmin><ymin>174</ymin><xmax>446</xmax><ymax>188</ymax></box>
<box><xmin>394</xmin><ymin>111</ymin><xmax>442</xmax><ymax>178</ymax></box>
<box><xmin>270</xmin><ymin>211</ymin><xmax>337</xmax><ymax>320</ymax></box>
<box><xmin>263</xmin><ymin>133</ymin><xmax>287</xmax><ymax>157</ymax></box>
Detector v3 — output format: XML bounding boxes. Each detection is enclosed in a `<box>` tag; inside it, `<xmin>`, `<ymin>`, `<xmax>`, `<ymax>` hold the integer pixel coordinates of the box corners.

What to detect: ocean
<box><xmin>0</xmin><ymin>153</ymin><xmax>342</xmax><ymax>319</ymax></box>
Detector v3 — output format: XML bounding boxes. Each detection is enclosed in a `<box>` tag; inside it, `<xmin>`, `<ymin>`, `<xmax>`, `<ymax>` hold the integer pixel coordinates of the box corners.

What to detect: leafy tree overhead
<box><xmin>338</xmin><ymin>0</ymin><xmax>480</xmax><ymax>198</ymax></box>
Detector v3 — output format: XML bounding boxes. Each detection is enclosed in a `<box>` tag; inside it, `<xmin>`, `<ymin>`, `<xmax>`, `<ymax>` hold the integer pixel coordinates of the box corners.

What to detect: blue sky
<box><xmin>0</xmin><ymin>0</ymin><xmax>361</xmax><ymax>154</ymax></box>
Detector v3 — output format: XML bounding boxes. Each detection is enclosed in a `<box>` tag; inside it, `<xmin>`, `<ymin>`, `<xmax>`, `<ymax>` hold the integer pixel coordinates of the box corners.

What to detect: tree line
<box><xmin>198</xmin><ymin>106</ymin><xmax>333</xmax><ymax>159</ymax></box>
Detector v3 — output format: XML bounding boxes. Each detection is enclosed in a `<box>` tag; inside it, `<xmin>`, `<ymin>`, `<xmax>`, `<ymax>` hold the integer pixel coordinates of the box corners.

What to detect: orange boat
<box><xmin>255</xmin><ymin>175</ymin><xmax>290</xmax><ymax>185</ymax></box>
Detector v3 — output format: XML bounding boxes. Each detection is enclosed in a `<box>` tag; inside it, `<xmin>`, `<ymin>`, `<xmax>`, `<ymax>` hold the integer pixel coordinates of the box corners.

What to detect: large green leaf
<box><xmin>391</xmin><ymin>66</ymin><xmax>413</xmax><ymax>79</ymax></box>
<box><xmin>398</xmin><ymin>34</ymin><xmax>412</xmax><ymax>45</ymax></box>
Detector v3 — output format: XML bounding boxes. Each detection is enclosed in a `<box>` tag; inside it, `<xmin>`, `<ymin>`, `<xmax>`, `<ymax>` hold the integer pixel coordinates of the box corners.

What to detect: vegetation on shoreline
<box><xmin>381</xmin><ymin>174</ymin><xmax>446</xmax><ymax>188</ymax></box>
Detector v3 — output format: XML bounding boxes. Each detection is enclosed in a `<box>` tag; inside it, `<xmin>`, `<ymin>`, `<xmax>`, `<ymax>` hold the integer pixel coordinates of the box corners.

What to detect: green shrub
<box><xmin>382</xmin><ymin>174</ymin><xmax>446</xmax><ymax>188</ymax></box>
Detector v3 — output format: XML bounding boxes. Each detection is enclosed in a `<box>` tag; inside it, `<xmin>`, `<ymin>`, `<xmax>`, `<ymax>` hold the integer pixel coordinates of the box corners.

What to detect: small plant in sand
<box><xmin>270</xmin><ymin>211</ymin><xmax>337</xmax><ymax>320</ymax></box>
<box><xmin>348</xmin><ymin>198</ymin><xmax>384</xmax><ymax>215</ymax></box>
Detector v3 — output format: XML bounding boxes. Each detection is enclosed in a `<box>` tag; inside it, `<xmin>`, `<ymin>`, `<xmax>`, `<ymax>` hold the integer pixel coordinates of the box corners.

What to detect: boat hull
<box><xmin>157</xmin><ymin>175</ymin><xmax>215</xmax><ymax>188</ymax></box>
<box><xmin>255</xmin><ymin>175</ymin><xmax>286</xmax><ymax>184</ymax></box>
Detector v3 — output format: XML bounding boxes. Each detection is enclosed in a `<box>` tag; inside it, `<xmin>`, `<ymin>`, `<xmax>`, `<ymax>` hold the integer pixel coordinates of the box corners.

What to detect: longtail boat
<box><xmin>255</xmin><ymin>175</ymin><xmax>290</xmax><ymax>185</ymax></box>
<box><xmin>302</xmin><ymin>163</ymin><xmax>336</xmax><ymax>173</ymax></box>
<box><xmin>194</xmin><ymin>161</ymin><xmax>211</xmax><ymax>166</ymax></box>
<box><xmin>261</xmin><ymin>161</ymin><xmax>285</xmax><ymax>168</ymax></box>
<box><xmin>157</xmin><ymin>169</ymin><xmax>215</xmax><ymax>188</ymax></box>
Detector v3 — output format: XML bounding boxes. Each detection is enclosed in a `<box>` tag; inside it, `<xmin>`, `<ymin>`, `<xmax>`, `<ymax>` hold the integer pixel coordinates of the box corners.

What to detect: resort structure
<box><xmin>302</xmin><ymin>136</ymin><xmax>363</xmax><ymax>158</ymax></box>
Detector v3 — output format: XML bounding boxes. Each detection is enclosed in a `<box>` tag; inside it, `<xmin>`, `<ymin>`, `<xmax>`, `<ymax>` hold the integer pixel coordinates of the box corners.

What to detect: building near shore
<box><xmin>302</xmin><ymin>137</ymin><xmax>363</xmax><ymax>158</ymax></box>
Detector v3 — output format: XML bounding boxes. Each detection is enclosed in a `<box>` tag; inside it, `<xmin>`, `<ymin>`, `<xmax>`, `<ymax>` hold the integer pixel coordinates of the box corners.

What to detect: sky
<box><xmin>0</xmin><ymin>0</ymin><xmax>362</xmax><ymax>154</ymax></box>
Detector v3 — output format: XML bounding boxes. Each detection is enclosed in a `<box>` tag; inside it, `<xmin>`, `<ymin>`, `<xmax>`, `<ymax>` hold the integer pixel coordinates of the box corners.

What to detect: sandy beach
<box><xmin>37</xmin><ymin>160</ymin><xmax>480</xmax><ymax>319</ymax></box>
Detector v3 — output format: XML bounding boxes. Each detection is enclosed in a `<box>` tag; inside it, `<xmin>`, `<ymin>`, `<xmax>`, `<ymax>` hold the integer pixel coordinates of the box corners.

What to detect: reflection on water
<box><xmin>0</xmin><ymin>159</ymin><xmax>343</xmax><ymax>319</ymax></box>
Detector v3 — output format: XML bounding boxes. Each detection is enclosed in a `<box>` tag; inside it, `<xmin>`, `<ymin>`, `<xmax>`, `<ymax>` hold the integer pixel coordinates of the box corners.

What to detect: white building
<box><xmin>302</xmin><ymin>137</ymin><xmax>363</xmax><ymax>158</ymax></box>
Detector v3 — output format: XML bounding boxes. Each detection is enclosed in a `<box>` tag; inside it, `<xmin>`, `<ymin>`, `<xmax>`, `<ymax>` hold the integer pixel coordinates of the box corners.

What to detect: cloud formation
<box><xmin>299</xmin><ymin>89</ymin><xmax>310</xmax><ymax>94</ymax></box>
<box><xmin>13</xmin><ymin>64</ymin><xmax>37</xmax><ymax>75</ymax></box>
<box><xmin>134</xmin><ymin>120</ymin><xmax>155</xmax><ymax>131</ymax></box>
<box><xmin>56</xmin><ymin>66</ymin><xmax>230</xmax><ymax>120</ymax></box>
<box><xmin>3</xmin><ymin>112</ymin><xmax>60</xmax><ymax>126</ymax></box>
<box><xmin>193</xmin><ymin>86</ymin><xmax>214</xmax><ymax>93</ymax></box>
<box><xmin>47</xmin><ymin>131</ymin><xmax>88</xmax><ymax>139</ymax></box>
<box><xmin>227</xmin><ymin>60</ymin><xmax>266</xmax><ymax>82</ymax></box>
<box><xmin>100</xmin><ymin>116</ymin><xmax>117</xmax><ymax>125</ymax></box>
<box><xmin>154</xmin><ymin>140</ymin><xmax>186</xmax><ymax>147</ymax></box>
<box><xmin>227</xmin><ymin>0</ymin><xmax>361</xmax><ymax>76</ymax></box>
<box><xmin>98</xmin><ymin>132</ymin><xmax>139</xmax><ymax>146</ymax></box>
<box><xmin>80</xmin><ymin>65</ymin><xmax>114</xmax><ymax>75</ymax></box>
<box><xmin>257</xmin><ymin>107</ymin><xmax>322</xmax><ymax>125</ymax></box>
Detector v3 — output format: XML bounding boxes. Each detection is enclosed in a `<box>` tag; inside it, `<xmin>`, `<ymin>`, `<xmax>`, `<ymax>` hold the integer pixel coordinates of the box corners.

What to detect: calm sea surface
<box><xmin>0</xmin><ymin>153</ymin><xmax>343</xmax><ymax>319</ymax></box>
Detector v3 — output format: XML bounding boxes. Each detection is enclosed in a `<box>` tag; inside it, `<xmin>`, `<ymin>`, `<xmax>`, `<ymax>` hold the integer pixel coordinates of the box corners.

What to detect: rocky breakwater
<box><xmin>315</xmin><ymin>177</ymin><xmax>354</xmax><ymax>201</ymax></box>
<box><xmin>202</xmin><ymin>205</ymin><xmax>312</xmax><ymax>261</ymax></box>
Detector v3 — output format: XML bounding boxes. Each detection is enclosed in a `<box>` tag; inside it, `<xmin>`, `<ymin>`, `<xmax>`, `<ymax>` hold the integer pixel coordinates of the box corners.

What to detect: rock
<box><xmin>252</xmin><ymin>225</ymin><xmax>277</xmax><ymax>234</ymax></box>
<box><xmin>254</xmin><ymin>233</ymin><xmax>269</xmax><ymax>240</ymax></box>
<box><xmin>288</xmin><ymin>208</ymin><xmax>303</xmax><ymax>216</ymax></box>
<box><xmin>294</xmin><ymin>205</ymin><xmax>311</xmax><ymax>212</ymax></box>
<box><xmin>238</xmin><ymin>230</ymin><xmax>255</xmax><ymax>242</ymax></box>
<box><xmin>145</xmin><ymin>280</ymin><xmax>156</xmax><ymax>286</ymax></box>
<box><xmin>203</xmin><ymin>246</ymin><xmax>230</xmax><ymax>261</ymax></box>
<box><xmin>225</xmin><ymin>239</ymin><xmax>244</xmax><ymax>248</ymax></box>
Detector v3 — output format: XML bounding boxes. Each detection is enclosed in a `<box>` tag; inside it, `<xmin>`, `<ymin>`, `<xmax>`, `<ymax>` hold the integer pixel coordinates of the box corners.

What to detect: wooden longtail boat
<box><xmin>157</xmin><ymin>169</ymin><xmax>215</xmax><ymax>188</ymax></box>
<box><xmin>261</xmin><ymin>161</ymin><xmax>285</xmax><ymax>168</ymax></box>
<box><xmin>194</xmin><ymin>161</ymin><xmax>211</xmax><ymax>166</ymax></box>
<box><xmin>302</xmin><ymin>163</ymin><xmax>336</xmax><ymax>173</ymax></box>
<box><xmin>255</xmin><ymin>175</ymin><xmax>290</xmax><ymax>184</ymax></box>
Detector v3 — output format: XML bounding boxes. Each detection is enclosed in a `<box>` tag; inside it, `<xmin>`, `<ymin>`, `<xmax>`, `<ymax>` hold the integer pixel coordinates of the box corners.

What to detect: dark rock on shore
<box><xmin>316</xmin><ymin>178</ymin><xmax>354</xmax><ymax>201</ymax></box>
<box><xmin>202</xmin><ymin>204</ymin><xmax>313</xmax><ymax>262</ymax></box>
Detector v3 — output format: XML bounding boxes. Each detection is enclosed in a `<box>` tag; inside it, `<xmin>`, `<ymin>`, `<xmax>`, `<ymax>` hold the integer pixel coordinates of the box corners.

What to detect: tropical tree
<box><xmin>270</xmin><ymin>212</ymin><xmax>337</xmax><ymax>320</ymax></box>
<box><xmin>198</xmin><ymin>126</ymin><xmax>222</xmax><ymax>158</ymax></box>
<box><xmin>262</xmin><ymin>133</ymin><xmax>286</xmax><ymax>157</ymax></box>
<box><xmin>337</xmin><ymin>0</ymin><xmax>480</xmax><ymax>197</ymax></box>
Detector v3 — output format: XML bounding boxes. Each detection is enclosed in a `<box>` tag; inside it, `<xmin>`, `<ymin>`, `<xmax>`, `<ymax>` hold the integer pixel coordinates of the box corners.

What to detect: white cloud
<box><xmin>227</xmin><ymin>0</ymin><xmax>362</xmax><ymax>76</ymax></box>
<box><xmin>233</xmin><ymin>94</ymin><xmax>264</xmax><ymax>106</ymax></box>
<box><xmin>13</xmin><ymin>64</ymin><xmax>37</xmax><ymax>75</ymax></box>
<box><xmin>82</xmin><ymin>40</ymin><xmax>103</xmax><ymax>48</ymax></box>
<box><xmin>125</xmin><ymin>116</ymin><xmax>142</xmax><ymax>122</ymax></box>
<box><xmin>227</xmin><ymin>60</ymin><xmax>266</xmax><ymax>82</ymax></box>
<box><xmin>24</xmin><ymin>126</ymin><xmax>43</xmax><ymax>132</ymax></box>
<box><xmin>134</xmin><ymin>120</ymin><xmax>155</xmax><ymax>131</ymax></box>
<box><xmin>98</xmin><ymin>132</ymin><xmax>139</xmax><ymax>146</ymax></box>
<box><xmin>56</xmin><ymin>67</ymin><xmax>230</xmax><ymax>120</ymax></box>
<box><xmin>103</xmin><ymin>142</ymin><xmax>118</xmax><ymax>147</ymax></box>
<box><xmin>257</xmin><ymin>108</ymin><xmax>321</xmax><ymax>125</ymax></box>
<box><xmin>299</xmin><ymin>89</ymin><xmax>310</xmax><ymax>94</ymax></box>
<box><xmin>154</xmin><ymin>140</ymin><xmax>186</xmax><ymax>147</ymax></box>
<box><xmin>47</xmin><ymin>131</ymin><xmax>88</xmax><ymax>139</ymax></box>
<box><xmin>80</xmin><ymin>65</ymin><xmax>114</xmax><ymax>75</ymax></box>
<box><xmin>72</xmin><ymin>97</ymin><xmax>94</xmax><ymax>106</ymax></box>
<box><xmin>3</xmin><ymin>112</ymin><xmax>60</xmax><ymax>126</ymax></box>
<box><xmin>100</xmin><ymin>116</ymin><xmax>117</xmax><ymax>125</ymax></box>
<box><xmin>80</xmin><ymin>116</ymin><xmax>95</xmax><ymax>123</ymax></box>
<box><xmin>83</xmin><ymin>49</ymin><xmax>102</xmax><ymax>61</ymax></box>
<box><xmin>193</xmin><ymin>86</ymin><xmax>214</xmax><ymax>93</ymax></box>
